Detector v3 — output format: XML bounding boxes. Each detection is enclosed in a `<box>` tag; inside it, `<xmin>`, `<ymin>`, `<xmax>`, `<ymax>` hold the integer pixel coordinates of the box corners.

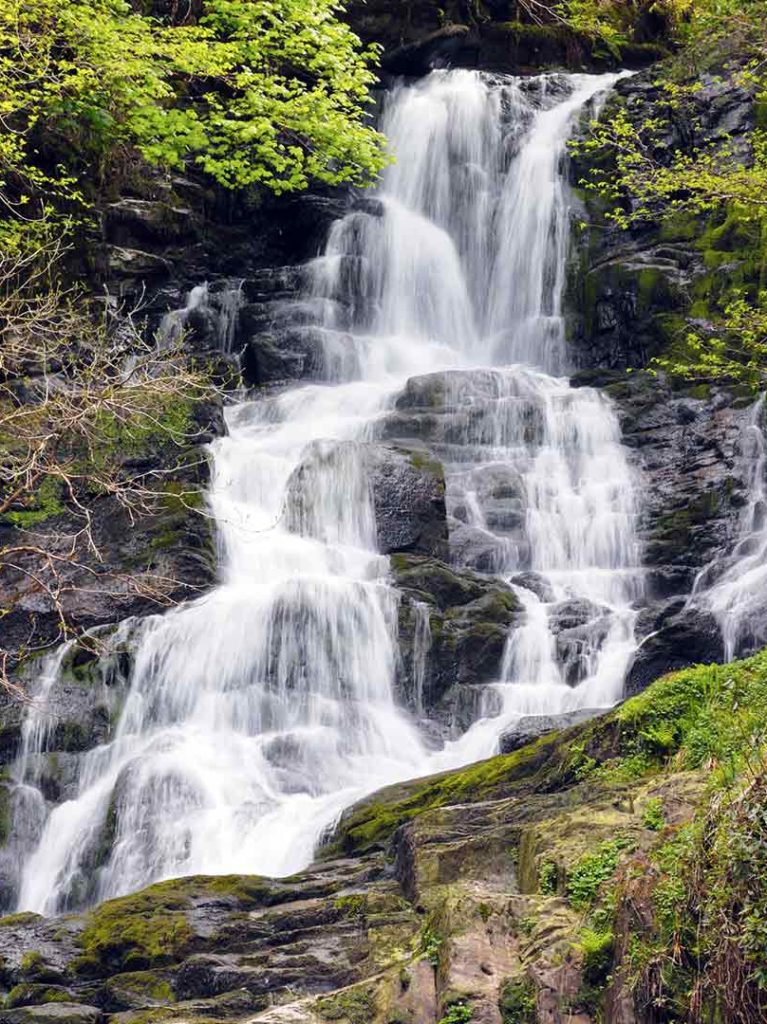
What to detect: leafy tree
<box><xmin>0</xmin><ymin>0</ymin><xmax>386</xmax><ymax>253</ymax></box>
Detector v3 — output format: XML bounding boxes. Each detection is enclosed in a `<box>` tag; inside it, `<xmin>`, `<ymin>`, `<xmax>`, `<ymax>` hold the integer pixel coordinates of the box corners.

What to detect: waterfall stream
<box><xmin>11</xmin><ymin>69</ymin><xmax>644</xmax><ymax>914</ymax></box>
<box><xmin>690</xmin><ymin>397</ymin><xmax>767</xmax><ymax>660</ymax></box>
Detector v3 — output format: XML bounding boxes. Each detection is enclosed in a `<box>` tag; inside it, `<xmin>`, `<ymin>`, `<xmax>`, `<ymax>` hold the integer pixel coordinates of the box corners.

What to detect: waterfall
<box><xmin>12</xmin><ymin>69</ymin><xmax>642</xmax><ymax>914</ymax></box>
<box><xmin>690</xmin><ymin>397</ymin><xmax>767</xmax><ymax>660</ymax></box>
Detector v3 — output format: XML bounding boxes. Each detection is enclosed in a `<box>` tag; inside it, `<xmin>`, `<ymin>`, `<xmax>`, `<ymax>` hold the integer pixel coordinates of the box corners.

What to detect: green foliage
<box><xmin>642</xmin><ymin>797</ymin><xmax>666</xmax><ymax>831</ymax></box>
<box><xmin>566</xmin><ymin>835</ymin><xmax>634</xmax><ymax>910</ymax></box>
<box><xmin>0</xmin><ymin>0</ymin><xmax>385</xmax><ymax>254</ymax></box>
<box><xmin>573</xmin><ymin>0</ymin><xmax>767</xmax><ymax>385</ymax></box>
<box><xmin>438</xmin><ymin>1001</ymin><xmax>473</xmax><ymax>1024</ymax></box>
<box><xmin>499</xmin><ymin>979</ymin><xmax>536</xmax><ymax>1024</ymax></box>
<box><xmin>5</xmin><ymin>985</ymin><xmax>72</xmax><ymax>1008</ymax></box>
<box><xmin>538</xmin><ymin>860</ymin><xmax>558</xmax><ymax>895</ymax></box>
<box><xmin>579</xmin><ymin>927</ymin><xmax>615</xmax><ymax>986</ymax></box>
<box><xmin>333</xmin><ymin>894</ymin><xmax>367</xmax><ymax>918</ymax></box>
<box><xmin>317</xmin><ymin>987</ymin><xmax>376</xmax><ymax>1024</ymax></box>
<box><xmin>2</xmin><ymin>476</ymin><xmax>64</xmax><ymax>528</ymax></box>
<box><xmin>418</xmin><ymin>924</ymin><xmax>444</xmax><ymax>967</ymax></box>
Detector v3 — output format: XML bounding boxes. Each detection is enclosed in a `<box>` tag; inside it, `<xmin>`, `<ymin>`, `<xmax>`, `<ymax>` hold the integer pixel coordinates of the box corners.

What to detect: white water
<box><xmin>690</xmin><ymin>397</ymin><xmax>767</xmax><ymax>660</ymax></box>
<box><xmin>13</xmin><ymin>69</ymin><xmax>642</xmax><ymax>914</ymax></box>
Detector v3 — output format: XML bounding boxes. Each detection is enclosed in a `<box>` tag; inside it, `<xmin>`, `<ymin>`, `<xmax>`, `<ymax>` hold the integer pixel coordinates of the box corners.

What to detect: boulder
<box><xmin>392</xmin><ymin>554</ymin><xmax>521</xmax><ymax>719</ymax></box>
<box><xmin>499</xmin><ymin>708</ymin><xmax>604</xmax><ymax>753</ymax></box>
<box><xmin>0</xmin><ymin>1007</ymin><xmax>103</xmax><ymax>1024</ymax></box>
<box><xmin>286</xmin><ymin>442</ymin><xmax>449</xmax><ymax>559</ymax></box>
<box><xmin>625</xmin><ymin>607</ymin><xmax>723</xmax><ymax>697</ymax></box>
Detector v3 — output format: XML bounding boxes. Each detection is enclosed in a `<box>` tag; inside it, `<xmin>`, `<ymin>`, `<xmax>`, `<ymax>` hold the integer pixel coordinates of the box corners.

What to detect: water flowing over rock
<box><xmin>7</xmin><ymin>69</ymin><xmax>646</xmax><ymax>915</ymax></box>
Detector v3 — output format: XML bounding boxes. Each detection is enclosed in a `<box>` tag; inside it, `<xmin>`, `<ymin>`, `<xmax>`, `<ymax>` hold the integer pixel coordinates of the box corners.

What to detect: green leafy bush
<box><xmin>567</xmin><ymin>836</ymin><xmax>634</xmax><ymax>910</ymax></box>
<box><xmin>0</xmin><ymin>0</ymin><xmax>386</xmax><ymax>253</ymax></box>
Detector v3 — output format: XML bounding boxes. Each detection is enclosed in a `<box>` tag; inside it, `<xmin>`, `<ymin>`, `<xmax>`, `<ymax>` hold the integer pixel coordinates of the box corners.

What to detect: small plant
<box><xmin>642</xmin><ymin>798</ymin><xmax>666</xmax><ymax>832</ymax></box>
<box><xmin>438</xmin><ymin>1000</ymin><xmax>473</xmax><ymax>1024</ymax></box>
<box><xmin>538</xmin><ymin>860</ymin><xmax>558</xmax><ymax>895</ymax></box>
<box><xmin>499</xmin><ymin>979</ymin><xmax>536</xmax><ymax>1024</ymax></box>
<box><xmin>579</xmin><ymin>928</ymin><xmax>615</xmax><ymax>986</ymax></box>
<box><xmin>418</xmin><ymin>924</ymin><xmax>443</xmax><ymax>967</ymax></box>
<box><xmin>566</xmin><ymin>836</ymin><xmax>634</xmax><ymax>910</ymax></box>
<box><xmin>520</xmin><ymin>915</ymin><xmax>537</xmax><ymax>936</ymax></box>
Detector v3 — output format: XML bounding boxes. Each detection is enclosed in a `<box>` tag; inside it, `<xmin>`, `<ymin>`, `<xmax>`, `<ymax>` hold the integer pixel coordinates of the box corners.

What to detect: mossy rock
<box><xmin>0</xmin><ymin>1005</ymin><xmax>102</xmax><ymax>1024</ymax></box>
<box><xmin>4</xmin><ymin>986</ymin><xmax>74</xmax><ymax>1010</ymax></box>
<box><xmin>98</xmin><ymin>970</ymin><xmax>175</xmax><ymax>1011</ymax></box>
<box><xmin>316</xmin><ymin>983</ymin><xmax>378</xmax><ymax>1024</ymax></box>
<box><xmin>327</xmin><ymin>650</ymin><xmax>767</xmax><ymax>857</ymax></box>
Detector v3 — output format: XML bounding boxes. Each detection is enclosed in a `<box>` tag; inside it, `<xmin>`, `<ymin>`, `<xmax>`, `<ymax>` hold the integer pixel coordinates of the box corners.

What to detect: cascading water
<box><xmin>689</xmin><ymin>397</ymin><xmax>767</xmax><ymax>660</ymax></box>
<box><xmin>11</xmin><ymin>69</ymin><xmax>643</xmax><ymax>915</ymax></box>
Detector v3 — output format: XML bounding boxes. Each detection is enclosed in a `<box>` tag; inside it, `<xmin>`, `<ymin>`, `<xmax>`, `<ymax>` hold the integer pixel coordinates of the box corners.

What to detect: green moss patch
<box><xmin>328</xmin><ymin>651</ymin><xmax>767</xmax><ymax>858</ymax></box>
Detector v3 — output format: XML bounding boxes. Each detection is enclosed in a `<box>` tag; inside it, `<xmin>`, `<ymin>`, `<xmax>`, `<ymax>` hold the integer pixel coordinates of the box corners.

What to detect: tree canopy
<box><xmin>0</xmin><ymin>0</ymin><xmax>386</xmax><ymax>253</ymax></box>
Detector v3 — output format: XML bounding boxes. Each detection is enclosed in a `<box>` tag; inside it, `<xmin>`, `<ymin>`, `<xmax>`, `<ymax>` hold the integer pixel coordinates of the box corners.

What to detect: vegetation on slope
<box><xmin>328</xmin><ymin>651</ymin><xmax>767</xmax><ymax>1023</ymax></box>
<box><xmin>574</xmin><ymin>0</ymin><xmax>767</xmax><ymax>386</ymax></box>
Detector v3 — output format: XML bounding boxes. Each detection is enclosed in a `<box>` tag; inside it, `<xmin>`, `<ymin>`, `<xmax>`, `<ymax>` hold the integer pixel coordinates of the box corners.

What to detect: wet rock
<box><xmin>368</xmin><ymin>447</ymin><xmax>448</xmax><ymax>559</ymax></box>
<box><xmin>0</xmin><ymin>1006</ymin><xmax>103</xmax><ymax>1024</ymax></box>
<box><xmin>104</xmin><ymin>200</ymin><xmax>198</xmax><ymax>250</ymax></box>
<box><xmin>508</xmin><ymin>572</ymin><xmax>555</xmax><ymax>603</ymax></box>
<box><xmin>572</xmin><ymin>370</ymin><xmax>751</xmax><ymax>602</ymax></box>
<box><xmin>499</xmin><ymin>708</ymin><xmax>603</xmax><ymax>753</ymax></box>
<box><xmin>625</xmin><ymin>607</ymin><xmax>724</xmax><ymax>696</ymax></box>
<box><xmin>392</xmin><ymin>554</ymin><xmax>521</xmax><ymax>719</ymax></box>
<box><xmin>286</xmin><ymin>441</ymin><xmax>449</xmax><ymax>559</ymax></box>
<box><xmin>242</xmin><ymin>326</ymin><xmax>359</xmax><ymax>387</ymax></box>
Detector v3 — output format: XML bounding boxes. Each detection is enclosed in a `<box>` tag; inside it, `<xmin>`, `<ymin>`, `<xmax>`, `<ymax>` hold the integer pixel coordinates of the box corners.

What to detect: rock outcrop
<box><xmin>0</xmin><ymin>653</ymin><xmax>759</xmax><ymax>1024</ymax></box>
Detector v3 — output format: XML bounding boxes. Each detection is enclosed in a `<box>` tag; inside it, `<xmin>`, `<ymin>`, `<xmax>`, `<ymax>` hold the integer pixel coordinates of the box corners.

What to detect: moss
<box><xmin>317</xmin><ymin>985</ymin><xmax>376</xmax><ymax>1024</ymax></box>
<box><xmin>76</xmin><ymin>881</ymin><xmax>196</xmax><ymax>974</ymax></box>
<box><xmin>407</xmin><ymin>450</ymin><xmax>444</xmax><ymax>479</ymax></box>
<box><xmin>3</xmin><ymin>476</ymin><xmax>65</xmax><ymax>528</ymax></box>
<box><xmin>329</xmin><ymin>651</ymin><xmax>767</xmax><ymax>864</ymax></box>
<box><xmin>0</xmin><ymin>783</ymin><xmax>11</xmax><ymax>845</ymax></box>
<box><xmin>0</xmin><ymin>912</ymin><xmax>41</xmax><ymax>928</ymax></box>
<box><xmin>658</xmin><ymin>210</ymin><xmax>701</xmax><ymax>243</ymax></box>
<box><xmin>103</xmin><ymin>970</ymin><xmax>176</xmax><ymax>1006</ymax></box>
<box><xmin>5</xmin><ymin>985</ymin><xmax>72</xmax><ymax>1009</ymax></box>
<box><xmin>325</xmin><ymin>733</ymin><xmax>560</xmax><ymax>856</ymax></box>
<box><xmin>333</xmin><ymin>894</ymin><xmax>367</xmax><ymax>918</ymax></box>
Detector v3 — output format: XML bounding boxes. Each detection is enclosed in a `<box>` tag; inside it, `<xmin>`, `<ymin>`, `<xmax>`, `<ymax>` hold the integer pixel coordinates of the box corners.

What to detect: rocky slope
<box><xmin>1</xmin><ymin>653</ymin><xmax>764</xmax><ymax>1023</ymax></box>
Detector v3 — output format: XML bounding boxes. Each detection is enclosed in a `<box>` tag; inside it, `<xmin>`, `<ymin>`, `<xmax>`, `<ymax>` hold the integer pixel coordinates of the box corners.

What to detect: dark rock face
<box><xmin>285</xmin><ymin>440</ymin><xmax>449</xmax><ymax>559</ymax></box>
<box><xmin>368</xmin><ymin>447</ymin><xmax>449</xmax><ymax>559</ymax></box>
<box><xmin>576</xmin><ymin>371</ymin><xmax>752</xmax><ymax>604</ymax></box>
<box><xmin>0</xmin><ymin>397</ymin><xmax>221</xmax><ymax>682</ymax></box>
<box><xmin>567</xmin><ymin>72</ymin><xmax>758</xmax><ymax>374</ymax></box>
<box><xmin>346</xmin><ymin>0</ymin><xmax>668</xmax><ymax>77</ymax></box>
<box><xmin>626</xmin><ymin>605</ymin><xmax>724</xmax><ymax>698</ymax></box>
